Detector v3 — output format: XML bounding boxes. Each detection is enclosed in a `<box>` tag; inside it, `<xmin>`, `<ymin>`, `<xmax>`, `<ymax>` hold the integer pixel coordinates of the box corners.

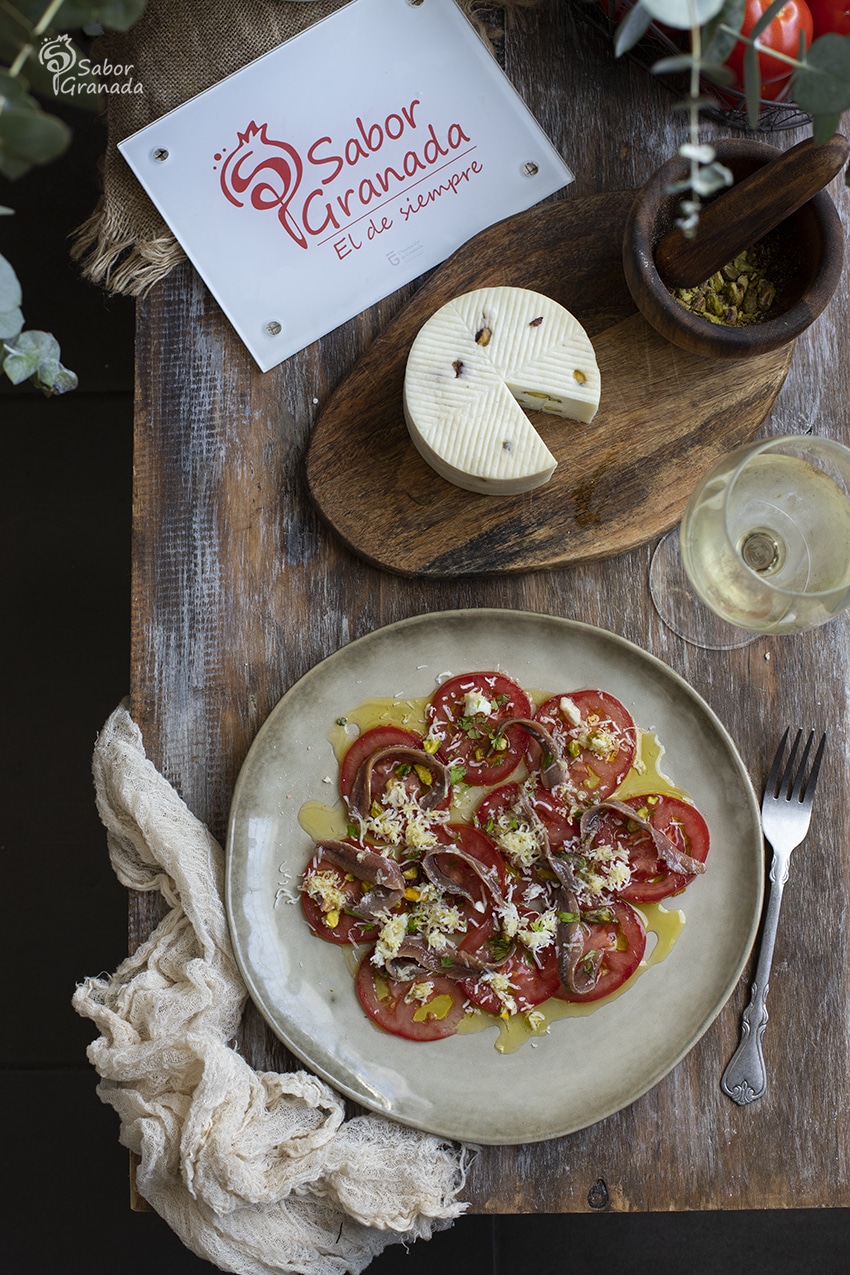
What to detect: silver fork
<box><xmin>720</xmin><ymin>728</ymin><xmax>826</xmax><ymax>1106</ymax></box>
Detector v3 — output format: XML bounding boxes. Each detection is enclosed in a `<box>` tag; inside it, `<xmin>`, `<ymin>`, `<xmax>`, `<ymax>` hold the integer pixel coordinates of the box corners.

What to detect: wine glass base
<box><xmin>650</xmin><ymin>529</ymin><xmax>758</xmax><ymax>651</ymax></box>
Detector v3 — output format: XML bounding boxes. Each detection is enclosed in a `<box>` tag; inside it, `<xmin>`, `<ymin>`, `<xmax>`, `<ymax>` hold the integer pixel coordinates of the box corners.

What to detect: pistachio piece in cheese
<box><xmin>403</xmin><ymin>286</ymin><xmax>600</xmax><ymax>495</ymax></box>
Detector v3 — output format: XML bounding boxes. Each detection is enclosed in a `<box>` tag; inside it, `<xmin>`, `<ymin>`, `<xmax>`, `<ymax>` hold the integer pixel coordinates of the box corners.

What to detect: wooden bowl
<box><xmin>622</xmin><ymin>138</ymin><xmax>844</xmax><ymax>358</ymax></box>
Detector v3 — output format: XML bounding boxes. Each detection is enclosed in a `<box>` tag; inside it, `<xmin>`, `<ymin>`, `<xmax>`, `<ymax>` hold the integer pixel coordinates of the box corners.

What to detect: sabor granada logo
<box><xmin>38</xmin><ymin>33</ymin><xmax>143</xmax><ymax>96</ymax></box>
<box><xmin>214</xmin><ymin>100</ymin><xmax>481</xmax><ymax>258</ymax></box>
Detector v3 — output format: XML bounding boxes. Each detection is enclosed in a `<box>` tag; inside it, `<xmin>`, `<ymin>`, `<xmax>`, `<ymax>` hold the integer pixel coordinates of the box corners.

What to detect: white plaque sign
<box><xmin>119</xmin><ymin>0</ymin><xmax>574</xmax><ymax>371</ymax></box>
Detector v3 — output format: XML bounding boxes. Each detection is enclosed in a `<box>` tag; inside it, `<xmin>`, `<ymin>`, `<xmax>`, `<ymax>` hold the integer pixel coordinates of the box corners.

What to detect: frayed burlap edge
<box><xmin>71</xmin><ymin>0</ymin><xmax>537</xmax><ymax>297</ymax></box>
<box><xmin>72</xmin><ymin>205</ymin><xmax>187</xmax><ymax>296</ymax></box>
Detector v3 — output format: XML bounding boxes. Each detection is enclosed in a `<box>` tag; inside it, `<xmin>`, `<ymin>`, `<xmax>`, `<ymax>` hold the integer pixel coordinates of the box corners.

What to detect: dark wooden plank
<box><xmin>129</xmin><ymin>0</ymin><xmax>850</xmax><ymax>1214</ymax></box>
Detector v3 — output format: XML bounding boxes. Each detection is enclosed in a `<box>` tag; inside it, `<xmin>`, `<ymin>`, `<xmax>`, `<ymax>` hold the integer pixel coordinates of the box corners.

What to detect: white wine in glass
<box><xmin>651</xmin><ymin>435</ymin><xmax>850</xmax><ymax>647</ymax></box>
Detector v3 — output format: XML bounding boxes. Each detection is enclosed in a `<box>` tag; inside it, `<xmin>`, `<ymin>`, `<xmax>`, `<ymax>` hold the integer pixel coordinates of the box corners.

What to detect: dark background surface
<box><xmin>3</xmin><ymin>103</ymin><xmax>849</xmax><ymax>1275</ymax></box>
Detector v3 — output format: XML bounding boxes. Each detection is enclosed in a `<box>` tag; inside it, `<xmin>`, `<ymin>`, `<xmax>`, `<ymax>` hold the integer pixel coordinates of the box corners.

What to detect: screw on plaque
<box><xmin>587</xmin><ymin>1179</ymin><xmax>610</xmax><ymax>1209</ymax></box>
<box><xmin>152</xmin><ymin>147</ymin><xmax>169</xmax><ymax>162</ymax></box>
<box><xmin>522</xmin><ymin>161</ymin><xmax>539</xmax><ymax>177</ymax></box>
<box><xmin>266</xmin><ymin>321</ymin><xmax>282</xmax><ymax>336</ymax></box>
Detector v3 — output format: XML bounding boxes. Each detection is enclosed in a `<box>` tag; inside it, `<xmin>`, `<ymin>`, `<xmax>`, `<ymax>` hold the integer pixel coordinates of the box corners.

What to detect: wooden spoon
<box><xmin>655</xmin><ymin>134</ymin><xmax>849</xmax><ymax>289</ymax></box>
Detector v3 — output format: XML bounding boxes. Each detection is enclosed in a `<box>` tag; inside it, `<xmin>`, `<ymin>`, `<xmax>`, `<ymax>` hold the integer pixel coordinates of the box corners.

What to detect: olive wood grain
<box><xmin>128</xmin><ymin>0</ymin><xmax>850</xmax><ymax>1219</ymax></box>
<box><xmin>306</xmin><ymin>192</ymin><xmax>792</xmax><ymax>577</ymax></box>
<box><xmin>655</xmin><ymin>133</ymin><xmax>850</xmax><ymax>289</ymax></box>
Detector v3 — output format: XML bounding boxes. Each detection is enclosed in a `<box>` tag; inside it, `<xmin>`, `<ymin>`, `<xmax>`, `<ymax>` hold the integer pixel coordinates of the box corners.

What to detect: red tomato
<box><xmin>474</xmin><ymin>781</ymin><xmax>580</xmax><ymax>855</ymax></box>
<box><xmin>556</xmin><ymin>900</ymin><xmax>646</xmax><ymax>1003</ymax></box>
<box><xmin>339</xmin><ymin>724</ymin><xmax>430</xmax><ymax>808</ymax></box>
<box><xmin>808</xmin><ymin>0</ymin><xmax>850</xmax><ymax>34</ymax></box>
<box><xmin>427</xmin><ymin>672</ymin><xmax>532</xmax><ymax>785</ymax></box>
<box><xmin>458</xmin><ymin>911</ymin><xmax>561</xmax><ymax>1014</ymax></box>
<box><xmin>723</xmin><ymin>0</ymin><xmax>813</xmax><ymax>92</ymax></box>
<box><xmin>587</xmin><ymin>794</ymin><xmax>711</xmax><ymax>904</ymax></box>
<box><xmin>532</xmin><ymin>689</ymin><xmax>636</xmax><ymax>804</ymax></box>
<box><xmin>300</xmin><ymin>853</ymin><xmax>389</xmax><ymax>944</ymax></box>
<box><xmin>355</xmin><ymin>957</ymin><xmax>466</xmax><ymax>1041</ymax></box>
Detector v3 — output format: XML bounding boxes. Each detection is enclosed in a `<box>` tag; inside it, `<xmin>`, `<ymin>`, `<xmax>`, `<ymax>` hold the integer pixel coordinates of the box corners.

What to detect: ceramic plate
<box><xmin>225</xmin><ymin>610</ymin><xmax>762</xmax><ymax>1144</ymax></box>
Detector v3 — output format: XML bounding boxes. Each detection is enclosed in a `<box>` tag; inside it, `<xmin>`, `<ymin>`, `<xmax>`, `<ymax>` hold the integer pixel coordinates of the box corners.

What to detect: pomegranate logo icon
<box><xmin>218</xmin><ymin>121</ymin><xmax>307</xmax><ymax>250</ymax></box>
<box><xmin>38</xmin><ymin>33</ymin><xmax>77</xmax><ymax>76</ymax></box>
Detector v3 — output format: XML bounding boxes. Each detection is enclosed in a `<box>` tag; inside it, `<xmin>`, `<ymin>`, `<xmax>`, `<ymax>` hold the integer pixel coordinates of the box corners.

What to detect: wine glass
<box><xmin>650</xmin><ymin>434</ymin><xmax>850</xmax><ymax>650</ymax></box>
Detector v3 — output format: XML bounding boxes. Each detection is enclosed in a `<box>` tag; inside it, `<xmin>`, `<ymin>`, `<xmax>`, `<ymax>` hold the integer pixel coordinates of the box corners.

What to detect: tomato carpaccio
<box><xmin>299</xmin><ymin>671</ymin><xmax>710</xmax><ymax>1043</ymax></box>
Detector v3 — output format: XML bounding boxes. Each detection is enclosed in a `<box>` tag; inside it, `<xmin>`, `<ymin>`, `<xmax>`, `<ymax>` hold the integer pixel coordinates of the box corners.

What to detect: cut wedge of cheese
<box><xmin>403</xmin><ymin>286</ymin><xmax>600</xmax><ymax>495</ymax></box>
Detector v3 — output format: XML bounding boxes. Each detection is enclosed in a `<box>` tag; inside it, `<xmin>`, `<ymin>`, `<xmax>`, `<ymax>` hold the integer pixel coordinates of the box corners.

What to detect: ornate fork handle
<box><xmin>720</xmin><ymin>848</ymin><xmax>790</xmax><ymax>1105</ymax></box>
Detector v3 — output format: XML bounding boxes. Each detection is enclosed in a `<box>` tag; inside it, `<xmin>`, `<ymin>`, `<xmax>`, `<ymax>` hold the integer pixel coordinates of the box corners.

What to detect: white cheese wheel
<box><xmin>403</xmin><ymin>286</ymin><xmax>600</xmax><ymax>495</ymax></box>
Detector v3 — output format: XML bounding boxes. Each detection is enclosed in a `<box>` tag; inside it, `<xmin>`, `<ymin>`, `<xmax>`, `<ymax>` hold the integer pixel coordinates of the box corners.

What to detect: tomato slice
<box><xmin>300</xmin><ymin>855</ymin><xmax>389</xmax><ymax>944</ymax></box>
<box><xmin>532</xmin><ymin>689</ymin><xmax>636</xmax><ymax>804</ymax></box>
<box><xmin>355</xmin><ymin>956</ymin><xmax>466</xmax><ymax>1041</ymax></box>
<box><xmin>556</xmin><ymin>900</ymin><xmax>646</xmax><ymax>1003</ymax></box>
<box><xmin>458</xmin><ymin>911</ymin><xmax>561</xmax><ymax>1015</ymax></box>
<box><xmin>587</xmin><ymin>794</ymin><xmax>711</xmax><ymax>903</ymax></box>
<box><xmin>427</xmin><ymin>672</ymin><xmax>532</xmax><ymax>785</ymax></box>
<box><xmin>338</xmin><ymin>724</ymin><xmax>425</xmax><ymax>806</ymax></box>
<box><xmin>474</xmin><ymin>781</ymin><xmax>580</xmax><ymax>859</ymax></box>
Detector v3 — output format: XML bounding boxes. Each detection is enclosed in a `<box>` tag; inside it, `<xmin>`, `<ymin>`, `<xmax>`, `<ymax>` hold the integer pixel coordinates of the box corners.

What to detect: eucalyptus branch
<box><xmin>7</xmin><ymin>43</ymin><xmax>31</xmax><ymax>77</ymax></box>
<box><xmin>32</xmin><ymin>0</ymin><xmax>68</xmax><ymax>38</ymax></box>
<box><xmin>5</xmin><ymin>0</ymin><xmax>67</xmax><ymax>78</ymax></box>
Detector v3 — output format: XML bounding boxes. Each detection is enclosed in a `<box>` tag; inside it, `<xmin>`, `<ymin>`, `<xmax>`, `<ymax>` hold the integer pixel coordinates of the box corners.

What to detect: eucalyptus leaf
<box><xmin>703</xmin><ymin>0</ymin><xmax>747</xmax><ymax>64</ymax></box>
<box><xmin>2</xmin><ymin>327</ymin><xmax>77</xmax><ymax>394</ymax></box>
<box><xmin>698</xmin><ymin>61</ymin><xmax>736</xmax><ymax>86</ymax></box>
<box><xmin>0</xmin><ymin>107</ymin><xmax>71</xmax><ymax>178</ymax></box>
<box><xmin>35</xmin><ymin>362</ymin><xmax>77</xmax><ymax>395</ymax></box>
<box><xmin>0</xmin><ymin>306</ymin><xmax>24</xmax><ymax>339</ymax></box>
<box><xmin>793</xmin><ymin>35</ymin><xmax>850</xmax><ymax>115</ymax></box>
<box><xmin>8</xmin><ymin>328</ymin><xmax>61</xmax><ymax>363</ymax></box>
<box><xmin>744</xmin><ymin>38</ymin><xmax>762</xmax><ymax>128</ymax></box>
<box><xmin>614</xmin><ymin>3</ymin><xmax>654</xmax><ymax>57</ymax></box>
<box><xmin>679</xmin><ymin>142</ymin><xmax>717</xmax><ymax>162</ymax></box>
<box><xmin>0</xmin><ymin>72</ymin><xmax>39</xmax><ymax>110</ymax></box>
<box><xmin>652</xmin><ymin>54</ymin><xmax>697</xmax><ymax>74</ymax></box>
<box><xmin>690</xmin><ymin>160</ymin><xmax>734</xmax><ymax>195</ymax></box>
<box><xmin>50</xmin><ymin>0</ymin><xmax>149</xmax><ymax>32</ymax></box>
<box><xmin>0</xmin><ymin>253</ymin><xmax>22</xmax><ymax>312</ymax></box>
<box><xmin>812</xmin><ymin>110</ymin><xmax>843</xmax><ymax>143</ymax></box>
<box><xmin>749</xmin><ymin>0</ymin><xmax>791</xmax><ymax>40</ymax></box>
<box><xmin>640</xmin><ymin>0</ymin><xmax>725</xmax><ymax>30</ymax></box>
<box><xmin>2</xmin><ymin>343</ymin><xmax>41</xmax><ymax>385</ymax></box>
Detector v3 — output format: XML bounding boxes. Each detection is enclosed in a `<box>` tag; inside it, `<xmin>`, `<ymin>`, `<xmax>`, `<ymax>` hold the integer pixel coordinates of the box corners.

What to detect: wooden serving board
<box><xmin>306</xmin><ymin>191</ymin><xmax>794</xmax><ymax>577</ymax></box>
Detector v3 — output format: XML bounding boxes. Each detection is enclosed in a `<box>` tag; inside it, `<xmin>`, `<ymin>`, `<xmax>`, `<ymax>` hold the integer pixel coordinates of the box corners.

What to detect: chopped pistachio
<box><xmin>671</xmin><ymin>247</ymin><xmax>779</xmax><ymax>328</ymax></box>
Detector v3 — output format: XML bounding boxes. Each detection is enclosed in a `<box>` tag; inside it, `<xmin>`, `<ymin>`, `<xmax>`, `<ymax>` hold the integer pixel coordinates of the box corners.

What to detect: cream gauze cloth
<box><xmin>72</xmin><ymin>704</ymin><xmax>470</xmax><ymax>1275</ymax></box>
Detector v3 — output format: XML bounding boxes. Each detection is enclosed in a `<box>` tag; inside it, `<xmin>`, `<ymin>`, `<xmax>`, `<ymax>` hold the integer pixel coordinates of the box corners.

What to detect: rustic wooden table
<box><xmin>129</xmin><ymin>0</ymin><xmax>850</xmax><ymax>1213</ymax></box>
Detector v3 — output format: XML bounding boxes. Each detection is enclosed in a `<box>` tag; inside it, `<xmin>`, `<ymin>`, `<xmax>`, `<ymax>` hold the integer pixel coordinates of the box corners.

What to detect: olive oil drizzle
<box><xmin>298</xmin><ymin>691</ymin><xmax>697</xmax><ymax>1053</ymax></box>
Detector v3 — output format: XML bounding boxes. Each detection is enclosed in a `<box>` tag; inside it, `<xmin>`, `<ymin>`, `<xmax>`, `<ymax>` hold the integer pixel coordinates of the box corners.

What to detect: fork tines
<box><xmin>768</xmin><ymin>728</ymin><xmax>827</xmax><ymax>807</ymax></box>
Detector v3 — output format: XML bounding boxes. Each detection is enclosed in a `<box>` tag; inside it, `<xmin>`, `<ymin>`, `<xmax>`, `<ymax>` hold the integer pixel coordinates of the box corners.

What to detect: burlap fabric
<box><xmin>73</xmin><ymin>0</ymin><xmax>518</xmax><ymax>296</ymax></box>
<box><xmin>73</xmin><ymin>704</ymin><xmax>470</xmax><ymax>1275</ymax></box>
